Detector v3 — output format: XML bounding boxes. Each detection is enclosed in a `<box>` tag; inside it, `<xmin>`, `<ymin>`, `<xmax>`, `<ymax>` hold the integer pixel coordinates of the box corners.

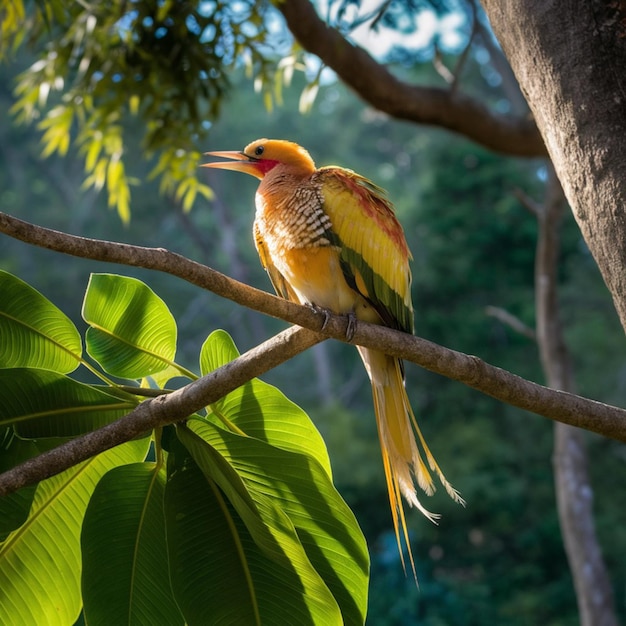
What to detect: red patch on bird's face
<box><xmin>255</xmin><ymin>159</ymin><xmax>280</xmax><ymax>175</ymax></box>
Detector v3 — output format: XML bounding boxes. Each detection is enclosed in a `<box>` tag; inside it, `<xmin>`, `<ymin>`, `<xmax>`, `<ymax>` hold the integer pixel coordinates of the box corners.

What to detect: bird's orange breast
<box><xmin>280</xmin><ymin>246</ymin><xmax>351</xmax><ymax>309</ymax></box>
<box><xmin>254</xmin><ymin>174</ymin><xmax>382</xmax><ymax>324</ymax></box>
<box><xmin>274</xmin><ymin>246</ymin><xmax>381</xmax><ymax>325</ymax></box>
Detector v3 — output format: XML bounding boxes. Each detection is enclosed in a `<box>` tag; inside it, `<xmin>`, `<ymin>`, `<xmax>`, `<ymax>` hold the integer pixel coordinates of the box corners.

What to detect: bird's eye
<box><xmin>254</xmin><ymin>145</ymin><xmax>264</xmax><ymax>156</ymax></box>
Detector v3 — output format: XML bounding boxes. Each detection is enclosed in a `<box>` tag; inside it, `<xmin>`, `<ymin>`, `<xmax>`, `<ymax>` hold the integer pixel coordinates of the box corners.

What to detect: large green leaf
<box><xmin>82</xmin><ymin>462</ymin><xmax>183</xmax><ymax>626</ymax></box>
<box><xmin>0</xmin><ymin>437</ymin><xmax>149</xmax><ymax>626</ymax></box>
<box><xmin>165</xmin><ymin>446</ymin><xmax>262</xmax><ymax>625</ymax></box>
<box><xmin>0</xmin><ymin>368</ymin><xmax>137</xmax><ymax>437</ymax></box>
<box><xmin>200</xmin><ymin>330</ymin><xmax>332</xmax><ymax>475</ymax></box>
<box><xmin>188</xmin><ymin>418</ymin><xmax>369</xmax><ymax>625</ymax></box>
<box><xmin>172</xmin><ymin>425</ymin><xmax>343</xmax><ymax>625</ymax></box>
<box><xmin>0</xmin><ymin>270</ymin><xmax>82</xmax><ymax>373</ymax></box>
<box><xmin>82</xmin><ymin>273</ymin><xmax>177</xmax><ymax>378</ymax></box>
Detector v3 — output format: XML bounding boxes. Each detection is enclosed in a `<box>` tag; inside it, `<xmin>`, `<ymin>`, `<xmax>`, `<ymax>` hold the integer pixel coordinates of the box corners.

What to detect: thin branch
<box><xmin>514</xmin><ymin>186</ymin><xmax>543</xmax><ymax>217</ymax></box>
<box><xmin>450</xmin><ymin>0</ymin><xmax>480</xmax><ymax>94</ymax></box>
<box><xmin>278</xmin><ymin>0</ymin><xmax>546</xmax><ymax>157</ymax></box>
<box><xmin>369</xmin><ymin>0</ymin><xmax>393</xmax><ymax>30</ymax></box>
<box><xmin>1</xmin><ymin>211</ymin><xmax>626</xmax><ymax>496</ymax></box>
<box><xmin>485</xmin><ymin>305</ymin><xmax>536</xmax><ymax>340</ymax></box>
<box><xmin>432</xmin><ymin>48</ymin><xmax>455</xmax><ymax>84</ymax></box>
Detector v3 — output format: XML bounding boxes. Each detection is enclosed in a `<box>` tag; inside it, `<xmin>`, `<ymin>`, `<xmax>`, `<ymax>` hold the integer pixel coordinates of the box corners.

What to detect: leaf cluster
<box><xmin>2</xmin><ymin>0</ymin><xmax>284</xmax><ymax>221</ymax></box>
<box><xmin>0</xmin><ymin>270</ymin><xmax>369</xmax><ymax>625</ymax></box>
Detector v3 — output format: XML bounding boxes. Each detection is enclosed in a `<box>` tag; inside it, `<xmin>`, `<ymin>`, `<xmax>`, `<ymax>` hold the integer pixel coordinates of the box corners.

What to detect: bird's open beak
<box><xmin>202</xmin><ymin>150</ymin><xmax>264</xmax><ymax>179</ymax></box>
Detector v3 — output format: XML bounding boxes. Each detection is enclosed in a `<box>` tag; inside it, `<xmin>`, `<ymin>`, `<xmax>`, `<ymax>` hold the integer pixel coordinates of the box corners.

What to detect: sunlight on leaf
<box><xmin>188</xmin><ymin>418</ymin><xmax>369</xmax><ymax>625</ymax></box>
<box><xmin>83</xmin><ymin>274</ymin><xmax>178</xmax><ymax>379</ymax></box>
<box><xmin>172</xmin><ymin>426</ymin><xmax>344</xmax><ymax>625</ymax></box>
<box><xmin>0</xmin><ymin>438</ymin><xmax>149</xmax><ymax>626</ymax></box>
<box><xmin>200</xmin><ymin>330</ymin><xmax>332</xmax><ymax>475</ymax></box>
<box><xmin>0</xmin><ymin>368</ymin><xmax>137</xmax><ymax>437</ymax></box>
<box><xmin>0</xmin><ymin>429</ymin><xmax>38</xmax><ymax>542</ymax></box>
<box><xmin>0</xmin><ymin>270</ymin><xmax>82</xmax><ymax>373</ymax></box>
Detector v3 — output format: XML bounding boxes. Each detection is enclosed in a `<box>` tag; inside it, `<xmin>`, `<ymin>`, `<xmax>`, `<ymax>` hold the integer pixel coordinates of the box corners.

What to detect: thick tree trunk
<box><xmin>482</xmin><ymin>0</ymin><xmax>626</xmax><ymax>332</ymax></box>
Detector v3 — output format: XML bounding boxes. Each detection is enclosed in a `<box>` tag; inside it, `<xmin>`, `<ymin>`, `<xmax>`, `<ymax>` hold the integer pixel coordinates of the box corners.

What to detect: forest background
<box><xmin>1</xmin><ymin>1</ymin><xmax>625</xmax><ymax>624</ymax></box>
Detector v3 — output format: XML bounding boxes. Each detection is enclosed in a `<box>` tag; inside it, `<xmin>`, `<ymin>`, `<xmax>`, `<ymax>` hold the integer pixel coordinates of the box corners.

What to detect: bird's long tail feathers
<box><xmin>359</xmin><ymin>347</ymin><xmax>464</xmax><ymax>578</ymax></box>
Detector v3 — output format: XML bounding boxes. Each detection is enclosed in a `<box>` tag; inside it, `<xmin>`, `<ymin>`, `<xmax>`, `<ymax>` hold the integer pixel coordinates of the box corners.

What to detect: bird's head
<box><xmin>203</xmin><ymin>138</ymin><xmax>316</xmax><ymax>180</ymax></box>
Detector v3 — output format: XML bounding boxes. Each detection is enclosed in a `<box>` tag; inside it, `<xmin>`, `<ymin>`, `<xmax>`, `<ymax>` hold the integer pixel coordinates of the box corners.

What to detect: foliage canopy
<box><xmin>1</xmin><ymin>0</ymin><xmax>299</xmax><ymax>221</ymax></box>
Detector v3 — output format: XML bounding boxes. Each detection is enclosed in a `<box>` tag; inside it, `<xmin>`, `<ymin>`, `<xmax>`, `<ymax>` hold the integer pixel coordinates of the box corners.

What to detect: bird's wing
<box><xmin>253</xmin><ymin>220</ymin><xmax>300</xmax><ymax>302</ymax></box>
<box><xmin>316</xmin><ymin>167</ymin><xmax>414</xmax><ymax>334</ymax></box>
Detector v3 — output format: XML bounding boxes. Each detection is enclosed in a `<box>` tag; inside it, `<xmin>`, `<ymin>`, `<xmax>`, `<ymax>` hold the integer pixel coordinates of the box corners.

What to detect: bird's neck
<box><xmin>258</xmin><ymin>165</ymin><xmax>313</xmax><ymax>198</ymax></box>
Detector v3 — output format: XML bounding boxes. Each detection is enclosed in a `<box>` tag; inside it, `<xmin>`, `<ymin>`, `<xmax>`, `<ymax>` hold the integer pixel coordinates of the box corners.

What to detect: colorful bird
<box><xmin>204</xmin><ymin>139</ymin><xmax>463</xmax><ymax>573</ymax></box>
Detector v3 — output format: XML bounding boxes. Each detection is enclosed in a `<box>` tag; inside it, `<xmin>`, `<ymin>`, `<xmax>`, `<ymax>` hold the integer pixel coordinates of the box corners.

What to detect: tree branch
<box><xmin>278</xmin><ymin>0</ymin><xmax>546</xmax><ymax>157</ymax></box>
<box><xmin>534</xmin><ymin>167</ymin><xmax>618</xmax><ymax>626</ymax></box>
<box><xmin>1</xmin><ymin>210</ymin><xmax>626</xmax><ymax>495</ymax></box>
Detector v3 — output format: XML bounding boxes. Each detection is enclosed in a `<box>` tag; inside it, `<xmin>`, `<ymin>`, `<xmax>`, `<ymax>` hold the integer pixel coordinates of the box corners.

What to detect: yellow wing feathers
<box><xmin>316</xmin><ymin>167</ymin><xmax>414</xmax><ymax>333</ymax></box>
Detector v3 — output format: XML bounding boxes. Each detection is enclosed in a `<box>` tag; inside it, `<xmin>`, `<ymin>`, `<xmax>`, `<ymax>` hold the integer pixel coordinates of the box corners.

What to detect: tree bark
<box><xmin>482</xmin><ymin>0</ymin><xmax>626</xmax><ymax>333</ymax></box>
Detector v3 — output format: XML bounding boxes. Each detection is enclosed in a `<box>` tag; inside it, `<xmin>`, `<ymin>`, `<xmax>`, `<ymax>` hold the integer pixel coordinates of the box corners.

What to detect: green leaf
<box><xmin>82</xmin><ymin>462</ymin><xmax>184</xmax><ymax>626</ymax></box>
<box><xmin>82</xmin><ymin>274</ymin><xmax>177</xmax><ymax>379</ymax></box>
<box><xmin>200</xmin><ymin>330</ymin><xmax>332</xmax><ymax>475</ymax></box>
<box><xmin>0</xmin><ymin>368</ymin><xmax>137</xmax><ymax>437</ymax></box>
<box><xmin>0</xmin><ymin>270</ymin><xmax>82</xmax><ymax>373</ymax></box>
<box><xmin>0</xmin><ymin>438</ymin><xmax>149</xmax><ymax>626</ymax></box>
<box><xmin>198</xmin><ymin>333</ymin><xmax>370</xmax><ymax>622</ymax></box>
<box><xmin>171</xmin><ymin>425</ymin><xmax>343</xmax><ymax>625</ymax></box>
<box><xmin>0</xmin><ymin>429</ymin><xmax>38</xmax><ymax>542</ymax></box>
<box><xmin>189</xmin><ymin>419</ymin><xmax>369</xmax><ymax>625</ymax></box>
<box><xmin>165</xmin><ymin>444</ymin><xmax>262</xmax><ymax>625</ymax></box>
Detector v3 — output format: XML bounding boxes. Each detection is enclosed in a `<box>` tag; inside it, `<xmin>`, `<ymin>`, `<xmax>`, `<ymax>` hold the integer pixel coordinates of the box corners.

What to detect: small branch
<box><xmin>433</xmin><ymin>48</ymin><xmax>455</xmax><ymax>84</ymax></box>
<box><xmin>450</xmin><ymin>0</ymin><xmax>480</xmax><ymax>94</ymax></box>
<box><xmin>485</xmin><ymin>305</ymin><xmax>536</xmax><ymax>340</ymax></box>
<box><xmin>368</xmin><ymin>0</ymin><xmax>393</xmax><ymax>30</ymax></box>
<box><xmin>117</xmin><ymin>385</ymin><xmax>173</xmax><ymax>397</ymax></box>
<box><xmin>514</xmin><ymin>186</ymin><xmax>543</xmax><ymax>217</ymax></box>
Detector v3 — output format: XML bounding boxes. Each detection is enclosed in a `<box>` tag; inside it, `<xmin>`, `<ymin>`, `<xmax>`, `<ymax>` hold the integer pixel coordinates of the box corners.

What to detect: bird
<box><xmin>203</xmin><ymin>138</ymin><xmax>463</xmax><ymax>574</ymax></box>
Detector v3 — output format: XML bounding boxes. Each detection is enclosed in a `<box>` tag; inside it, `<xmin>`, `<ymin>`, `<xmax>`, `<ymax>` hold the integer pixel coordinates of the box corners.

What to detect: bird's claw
<box><xmin>345</xmin><ymin>310</ymin><xmax>358</xmax><ymax>342</ymax></box>
<box><xmin>308</xmin><ymin>303</ymin><xmax>332</xmax><ymax>331</ymax></box>
<box><xmin>309</xmin><ymin>304</ymin><xmax>358</xmax><ymax>341</ymax></box>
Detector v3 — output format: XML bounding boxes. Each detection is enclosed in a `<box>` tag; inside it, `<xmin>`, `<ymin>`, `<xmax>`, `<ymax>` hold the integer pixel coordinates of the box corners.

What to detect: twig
<box><xmin>450</xmin><ymin>0</ymin><xmax>480</xmax><ymax>94</ymax></box>
<box><xmin>433</xmin><ymin>48</ymin><xmax>455</xmax><ymax>84</ymax></box>
<box><xmin>513</xmin><ymin>186</ymin><xmax>543</xmax><ymax>216</ymax></box>
<box><xmin>485</xmin><ymin>305</ymin><xmax>536</xmax><ymax>340</ymax></box>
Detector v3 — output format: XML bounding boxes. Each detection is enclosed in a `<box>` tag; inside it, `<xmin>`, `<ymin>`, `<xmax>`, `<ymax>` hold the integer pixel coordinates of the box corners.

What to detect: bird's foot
<box><xmin>345</xmin><ymin>310</ymin><xmax>358</xmax><ymax>342</ymax></box>
<box><xmin>308</xmin><ymin>304</ymin><xmax>357</xmax><ymax>341</ymax></box>
<box><xmin>308</xmin><ymin>303</ymin><xmax>332</xmax><ymax>331</ymax></box>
